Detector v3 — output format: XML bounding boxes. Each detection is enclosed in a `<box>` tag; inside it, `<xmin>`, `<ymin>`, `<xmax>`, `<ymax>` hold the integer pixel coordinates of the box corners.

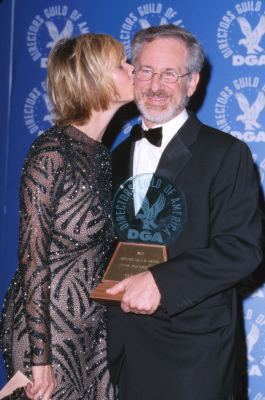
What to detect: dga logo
<box><xmin>120</xmin><ymin>3</ymin><xmax>183</xmax><ymax>58</ymax></box>
<box><xmin>113</xmin><ymin>174</ymin><xmax>186</xmax><ymax>244</ymax></box>
<box><xmin>27</xmin><ymin>5</ymin><xmax>89</xmax><ymax>68</ymax></box>
<box><xmin>214</xmin><ymin>76</ymin><xmax>265</xmax><ymax>142</ymax></box>
<box><xmin>112</xmin><ymin>117</ymin><xmax>141</xmax><ymax>148</ymax></box>
<box><xmin>24</xmin><ymin>81</ymin><xmax>54</xmax><ymax>136</ymax></box>
<box><xmin>252</xmin><ymin>152</ymin><xmax>265</xmax><ymax>183</ymax></box>
<box><xmin>244</xmin><ymin>293</ymin><xmax>265</xmax><ymax>397</ymax></box>
<box><xmin>217</xmin><ymin>1</ymin><xmax>265</xmax><ymax>66</ymax></box>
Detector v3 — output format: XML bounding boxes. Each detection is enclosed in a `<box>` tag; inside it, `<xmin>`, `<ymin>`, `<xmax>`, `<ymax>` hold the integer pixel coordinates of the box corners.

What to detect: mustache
<box><xmin>143</xmin><ymin>89</ymin><xmax>171</xmax><ymax>98</ymax></box>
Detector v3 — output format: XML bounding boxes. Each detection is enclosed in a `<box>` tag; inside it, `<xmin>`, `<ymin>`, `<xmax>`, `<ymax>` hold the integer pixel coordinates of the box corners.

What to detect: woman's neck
<box><xmin>72</xmin><ymin>107</ymin><xmax>118</xmax><ymax>142</ymax></box>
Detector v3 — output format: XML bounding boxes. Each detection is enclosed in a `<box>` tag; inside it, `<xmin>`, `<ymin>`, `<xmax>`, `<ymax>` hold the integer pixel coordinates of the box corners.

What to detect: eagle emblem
<box><xmin>45</xmin><ymin>19</ymin><xmax>74</xmax><ymax>49</ymax></box>
<box><xmin>136</xmin><ymin>193</ymin><xmax>166</xmax><ymax>230</ymax></box>
<box><xmin>235</xmin><ymin>91</ymin><xmax>265</xmax><ymax>130</ymax></box>
<box><xmin>237</xmin><ymin>15</ymin><xmax>265</xmax><ymax>54</ymax></box>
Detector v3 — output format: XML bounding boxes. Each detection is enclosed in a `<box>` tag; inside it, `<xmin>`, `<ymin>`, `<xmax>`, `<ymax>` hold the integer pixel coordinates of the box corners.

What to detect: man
<box><xmin>106</xmin><ymin>25</ymin><xmax>262</xmax><ymax>400</ymax></box>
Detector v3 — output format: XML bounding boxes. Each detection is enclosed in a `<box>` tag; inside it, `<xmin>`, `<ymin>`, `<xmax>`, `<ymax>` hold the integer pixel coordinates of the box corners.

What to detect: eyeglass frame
<box><xmin>133</xmin><ymin>67</ymin><xmax>192</xmax><ymax>84</ymax></box>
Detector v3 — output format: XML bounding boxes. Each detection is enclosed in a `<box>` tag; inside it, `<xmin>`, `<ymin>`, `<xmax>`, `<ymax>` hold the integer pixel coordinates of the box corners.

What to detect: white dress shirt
<box><xmin>133</xmin><ymin>109</ymin><xmax>188</xmax><ymax>213</ymax></box>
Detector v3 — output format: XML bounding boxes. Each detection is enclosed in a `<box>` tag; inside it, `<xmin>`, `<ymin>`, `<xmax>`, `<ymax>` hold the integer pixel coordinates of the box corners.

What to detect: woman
<box><xmin>0</xmin><ymin>33</ymin><xmax>134</xmax><ymax>399</ymax></box>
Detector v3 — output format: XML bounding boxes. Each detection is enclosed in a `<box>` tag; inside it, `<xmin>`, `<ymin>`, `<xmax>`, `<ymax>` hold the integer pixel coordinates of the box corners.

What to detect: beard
<box><xmin>135</xmin><ymin>88</ymin><xmax>189</xmax><ymax>125</ymax></box>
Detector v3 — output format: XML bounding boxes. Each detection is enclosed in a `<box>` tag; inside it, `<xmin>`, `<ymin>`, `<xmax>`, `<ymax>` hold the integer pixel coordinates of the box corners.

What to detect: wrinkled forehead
<box><xmin>137</xmin><ymin>38</ymin><xmax>188</xmax><ymax>70</ymax></box>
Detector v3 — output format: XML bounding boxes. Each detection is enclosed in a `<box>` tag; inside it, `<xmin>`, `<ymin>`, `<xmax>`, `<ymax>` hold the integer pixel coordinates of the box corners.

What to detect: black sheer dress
<box><xmin>0</xmin><ymin>125</ymin><xmax>114</xmax><ymax>399</ymax></box>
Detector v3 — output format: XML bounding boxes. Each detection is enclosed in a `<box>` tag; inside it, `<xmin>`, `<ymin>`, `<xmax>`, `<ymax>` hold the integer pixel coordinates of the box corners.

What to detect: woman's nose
<box><xmin>128</xmin><ymin>64</ymin><xmax>134</xmax><ymax>76</ymax></box>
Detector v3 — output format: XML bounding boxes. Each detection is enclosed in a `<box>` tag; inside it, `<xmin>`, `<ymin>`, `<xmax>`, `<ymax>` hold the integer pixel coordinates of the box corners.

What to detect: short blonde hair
<box><xmin>47</xmin><ymin>33</ymin><xmax>125</xmax><ymax>126</ymax></box>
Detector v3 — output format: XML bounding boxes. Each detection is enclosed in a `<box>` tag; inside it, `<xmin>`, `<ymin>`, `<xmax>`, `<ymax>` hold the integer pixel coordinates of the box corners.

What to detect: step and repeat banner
<box><xmin>0</xmin><ymin>0</ymin><xmax>265</xmax><ymax>397</ymax></box>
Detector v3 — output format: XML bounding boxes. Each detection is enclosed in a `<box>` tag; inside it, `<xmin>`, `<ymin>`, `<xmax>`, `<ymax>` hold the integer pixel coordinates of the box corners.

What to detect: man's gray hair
<box><xmin>131</xmin><ymin>24</ymin><xmax>205</xmax><ymax>73</ymax></box>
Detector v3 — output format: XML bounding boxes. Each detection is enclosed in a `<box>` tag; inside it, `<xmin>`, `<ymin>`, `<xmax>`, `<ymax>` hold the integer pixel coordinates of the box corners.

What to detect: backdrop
<box><xmin>0</xmin><ymin>0</ymin><xmax>265</xmax><ymax>397</ymax></box>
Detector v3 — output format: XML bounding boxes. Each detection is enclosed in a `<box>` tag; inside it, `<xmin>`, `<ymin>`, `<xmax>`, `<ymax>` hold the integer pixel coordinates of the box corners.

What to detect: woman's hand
<box><xmin>25</xmin><ymin>365</ymin><xmax>57</xmax><ymax>400</ymax></box>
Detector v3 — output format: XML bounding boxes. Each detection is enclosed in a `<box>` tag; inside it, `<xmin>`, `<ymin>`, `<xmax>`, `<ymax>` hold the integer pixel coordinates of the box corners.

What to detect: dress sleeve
<box><xmin>18</xmin><ymin>138</ymin><xmax>65</xmax><ymax>365</ymax></box>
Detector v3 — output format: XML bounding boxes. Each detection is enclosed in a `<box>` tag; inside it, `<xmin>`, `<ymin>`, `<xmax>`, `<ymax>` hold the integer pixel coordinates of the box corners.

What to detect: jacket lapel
<box><xmin>112</xmin><ymin>137</ymin><xmax>135</xmax><ymax>193</ymax></box>
<box><xmin>156</xmin><ymin>115</ymin><xmax>202</xmax><ymax>183</ymax></box>
<box><xmin>112</xmin><ymin>115</ymin><xmax>202</xmax><ymax>190</ymax></box>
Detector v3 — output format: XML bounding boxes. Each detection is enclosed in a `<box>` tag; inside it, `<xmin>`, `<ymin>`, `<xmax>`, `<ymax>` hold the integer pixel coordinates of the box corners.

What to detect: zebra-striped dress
<box><xmin>0</xmin><ymin>125</ymin><xmax>114</xmax><ymax>399</ymax></box>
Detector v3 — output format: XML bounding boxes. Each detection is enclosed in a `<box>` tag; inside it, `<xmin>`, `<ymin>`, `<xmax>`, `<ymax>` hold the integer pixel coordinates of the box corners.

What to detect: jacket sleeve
<box><xmin>151</xmin><ymin>140</ymin><xmax>263</xmax><ymax>316</ymax></box>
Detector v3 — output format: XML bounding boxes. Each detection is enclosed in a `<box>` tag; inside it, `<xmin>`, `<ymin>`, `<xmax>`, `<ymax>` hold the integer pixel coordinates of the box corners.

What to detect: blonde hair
<box><xmin>47</xmin><ymin>33</ymin><xmax>125</xmax><ymax>126</ymax></box>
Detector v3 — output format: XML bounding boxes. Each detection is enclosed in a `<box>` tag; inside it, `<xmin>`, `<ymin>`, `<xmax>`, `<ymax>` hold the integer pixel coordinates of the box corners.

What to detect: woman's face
<box><xmin>110</xmin><ymin>57</ymin><xmax>134</xmax><ymax>105</ymax></box>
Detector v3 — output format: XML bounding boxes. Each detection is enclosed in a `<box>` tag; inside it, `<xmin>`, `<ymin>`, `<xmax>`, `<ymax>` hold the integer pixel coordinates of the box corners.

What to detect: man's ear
<box><xmin>187</xmin><ymin>72</ymin><xmax>200</xmax><ymax>97</ymax></box>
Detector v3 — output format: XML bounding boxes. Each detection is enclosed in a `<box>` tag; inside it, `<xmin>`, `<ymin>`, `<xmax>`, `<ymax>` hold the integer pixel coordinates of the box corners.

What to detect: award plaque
<box><xmin>90</xmin><ymin>173</ymin><xmax>186</xmax><ymax>304</ymax></box>
<box><xmin>90</xmin><ymin>242</ymin><xmax>167</xmax><ymax>303</ymax></box>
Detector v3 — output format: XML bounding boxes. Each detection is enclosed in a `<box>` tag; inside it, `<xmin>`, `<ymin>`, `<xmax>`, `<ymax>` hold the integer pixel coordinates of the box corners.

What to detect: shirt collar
<box><xmin>141</xmin><ymin>109</ymin><xmax>189</xmax><ymax>149</ymax></box>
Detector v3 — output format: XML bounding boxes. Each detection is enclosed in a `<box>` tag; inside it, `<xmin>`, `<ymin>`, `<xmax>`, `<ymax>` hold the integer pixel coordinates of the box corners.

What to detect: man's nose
<box><xmin>149</xmin><ymin>72</ymin><xmax>162</xmax><ymax>91</ymax></box>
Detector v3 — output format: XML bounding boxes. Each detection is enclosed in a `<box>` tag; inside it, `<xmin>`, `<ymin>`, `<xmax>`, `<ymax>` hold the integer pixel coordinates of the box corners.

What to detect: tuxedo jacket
<box><xmin>107</xmin><ymin>115</ymin><xmax>262</xmax><ymax>400</ymax></box>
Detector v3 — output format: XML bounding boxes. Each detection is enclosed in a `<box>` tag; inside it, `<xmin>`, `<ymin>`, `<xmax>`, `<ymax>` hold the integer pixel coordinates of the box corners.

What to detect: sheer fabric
<box><xmin>1</xmin><ymin>125</ymin><xmax>114</xmax><ymax>399</ymax></box>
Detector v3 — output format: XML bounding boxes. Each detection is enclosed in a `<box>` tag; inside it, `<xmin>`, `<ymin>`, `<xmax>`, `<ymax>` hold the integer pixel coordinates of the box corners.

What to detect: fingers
<box><xmin>121</xmin><ymin>300</ymin><xmax>156</xmax><ymax>315</ymax></box>
<box><xmin>121</xmin><ymin>293</ymin><xmax>155</xmax><ymax>314</ymax></box>
<box><xmin>25</xmin><ymin>383</ymin><xmax>35</xmax><ymax>400</ymax></box>
<box><xmin>106</xmin><ymin>280</ymin><xmax>126</xmax><ymax>295</ymax></box>
<box><xmin>117</xmin><ymin>272</ymin><xmax>161</xmax><ymax>315</ymax></box>
<box><xmin>25</xmin><ymin>365</ymin><xmax>57</xmax><ymax>400</ymax></box>
<box><xmin>39</xmin><ymin>378</ymin><xmax>57</xmax><ymax>400</ymax></box>
<box><xmin>25</xmin><ymin>380</ymin><xmax>57</xmax><ymax>400</ymax></box>
<box><xmin>107</xmin><ymin>273</ymin><xmax>161</xmax><ymax>314</ymax></box>
<box><xmin>25</xmin><ymin>381</ymin><xmax>40</xmax><ymax>399</ymax></box>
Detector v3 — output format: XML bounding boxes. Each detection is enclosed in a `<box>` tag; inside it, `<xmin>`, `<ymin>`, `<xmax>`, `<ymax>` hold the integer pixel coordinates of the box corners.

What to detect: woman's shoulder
<box><xmin>27</xmin><ymin>126</ymin><xmax>68</xmax><ymax>157</ymax></box>
<box><xmin>23</xmin><ymin>126</ymin><xmax>67</xmax><ymax>169</ymax></box>
<box><xmin>30</xmin><ymin>126</ymin><xmax>65</xmax><ymax>149</ymax></box>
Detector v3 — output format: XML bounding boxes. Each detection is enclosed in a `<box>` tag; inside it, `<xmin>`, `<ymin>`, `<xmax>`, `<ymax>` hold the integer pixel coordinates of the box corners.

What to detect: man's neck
<box><xmin>142</xmin><ymin>109</ymin><xmax>188</xmax><ymax>131</ymax></box>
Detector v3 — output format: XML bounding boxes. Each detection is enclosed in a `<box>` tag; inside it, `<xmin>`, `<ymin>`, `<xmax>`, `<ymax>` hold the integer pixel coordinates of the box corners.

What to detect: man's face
<box><xmin>134</xmin><ymin>38</ymin><xmax>199</xmax><ymax>128</ymax></box>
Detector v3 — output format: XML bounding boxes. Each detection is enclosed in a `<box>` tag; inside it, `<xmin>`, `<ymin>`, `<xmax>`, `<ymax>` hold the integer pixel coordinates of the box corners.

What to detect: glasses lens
<box><xmin>161</xmin><ymin>71</ymin><xmax>178</xmax><ymax>83</ymax></box>
<box><xmin>136</xmin><ymin>69</ymin><xmax>152</xmax><ymax>81</ymax></box>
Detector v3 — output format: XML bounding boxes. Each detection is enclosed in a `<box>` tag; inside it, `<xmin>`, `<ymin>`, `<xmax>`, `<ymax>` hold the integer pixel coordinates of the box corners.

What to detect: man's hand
<box><xmin>106</xmin><ymin>271</ymin><xmax>161</xmax><ymax>314</ymax></box>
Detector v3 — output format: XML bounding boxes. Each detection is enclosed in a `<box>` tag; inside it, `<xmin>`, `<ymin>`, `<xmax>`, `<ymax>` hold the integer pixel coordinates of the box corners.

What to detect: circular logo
<box><xmin>26</xmin><ymin>5</ymin><xmax>89</xmax><ymax>68</ymax></box>
<box><xmin>112</xmin><ymin>117</ymin><xmax>141</xmax><ymax>148</ymax></box>
<box><xmin>214</xmin><ymin>76</ymin><xmax>265</xmax><ymax>142</ymax></box>
<box><xmin>24</xmin><ymin>80</ymin><xmax>54</xmax><ymax>136</ymax></box>
<box><xmin>243</xmin><ymin>291</ymin><xmax>265</xmax><ymax>397</ymax></box>
<box><xmin>120</xmin><ymin>3</ymin><xmax>183</xmax><ymax>58</ymax></box>
<box><xmin>113</xmin><ymin>173</ymin><xmax>186</xmax><ymax>244</ymax></box>
<box><xmin>216</xmin><ymin>1</ymin><xmax>265</xmax><ymax>66</ymax></box>
<box><xmin>253</xmin><ymin>152</ymin><xmax>265</xmax><ymax>183</ymax></box>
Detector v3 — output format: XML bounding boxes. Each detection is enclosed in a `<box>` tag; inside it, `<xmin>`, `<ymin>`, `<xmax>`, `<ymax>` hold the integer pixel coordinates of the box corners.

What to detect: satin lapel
<box><xmin>156</xmin><ymin>115</ymin><xmax>202</xmax><ymax>183</ymax></box>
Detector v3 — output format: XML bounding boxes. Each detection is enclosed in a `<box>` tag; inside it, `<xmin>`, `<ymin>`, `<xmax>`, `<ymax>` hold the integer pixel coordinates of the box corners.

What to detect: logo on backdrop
<box><xmin>24</xmin><ymin>81</ymin><xmax>54</xmax><ymax>136</ymax></box>
<box><xmin>120</xmin><ymin>3</ymin><xmax>183</xmax><ymax>58</ymax></box>
<box><xmin>26</xmin><ymin>5</ymin><xmax>89</xmax><ymax>68</ymax></box>
<box><xmin>217</xmin><ymin>1</ymin><xmax>265</xmax><ymax>66</ymax></box>
<box><xmin>214</xmin><ymin>76</ymin><xmax>265</xmax><ymax>142</ymax></box>
<box><xmin>253</xmin><ymin>153</ymin><xmax>265</xmax><ymax>183</ymax></box>
<box><xmin>244</xmin><ymin>292</ymin><xmax>265</xmax><ymax>383</ymax></box>
<box><xmin>112</xmin><ymin>117</ymin><xmax>142</xmax><ymax>148</ymax></box>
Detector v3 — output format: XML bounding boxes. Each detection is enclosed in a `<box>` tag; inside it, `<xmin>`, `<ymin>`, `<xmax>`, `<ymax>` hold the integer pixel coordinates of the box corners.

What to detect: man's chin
<box><xmin>142</xmin><ymin>114</ymin><xmax>169</xmax><ymax>125</ymax></box>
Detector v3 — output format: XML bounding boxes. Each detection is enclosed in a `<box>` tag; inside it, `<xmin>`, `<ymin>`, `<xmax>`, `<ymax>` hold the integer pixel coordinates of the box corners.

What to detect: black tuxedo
<box><xmin>107</xmin><ymin>115</ymin><xmax>262</xmax><ymax>400</ymax></box>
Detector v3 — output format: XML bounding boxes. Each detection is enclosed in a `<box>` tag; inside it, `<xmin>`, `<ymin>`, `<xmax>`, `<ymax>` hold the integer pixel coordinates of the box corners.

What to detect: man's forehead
<box><xmin>138</xmin><ymin>38</ymin><xmax>187</xmax><ymax>67</ymax></box>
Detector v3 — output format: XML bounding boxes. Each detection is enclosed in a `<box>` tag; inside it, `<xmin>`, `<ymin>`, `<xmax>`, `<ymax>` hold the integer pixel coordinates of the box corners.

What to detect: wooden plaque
<box><xmin>90</xmin><ymin>241</ymin><xmax>167</xmax><ymax>304</ymax></box>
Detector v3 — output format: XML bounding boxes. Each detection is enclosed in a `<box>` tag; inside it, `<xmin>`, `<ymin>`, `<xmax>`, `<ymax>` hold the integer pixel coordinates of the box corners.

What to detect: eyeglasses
<box><xmin>134</xmin><ymin>68</ymin><xmax>191</xmax><ymax>84</ymax></box>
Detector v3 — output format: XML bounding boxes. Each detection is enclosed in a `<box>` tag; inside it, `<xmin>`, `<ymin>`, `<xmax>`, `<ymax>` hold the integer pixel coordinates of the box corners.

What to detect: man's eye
<box><xmin>142</xmin><ymin>69</ymin><xmax>152</xmax><ymax>75</ymax></box>
<box><xmin>164</xmin><ymin>71</ymin><xmax>177</xmax><ymax>78</ymax></box>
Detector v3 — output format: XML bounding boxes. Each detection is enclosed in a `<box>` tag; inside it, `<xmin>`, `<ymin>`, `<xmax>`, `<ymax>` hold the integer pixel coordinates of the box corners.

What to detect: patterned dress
<box><xmin>0</xmin><ymin>125</ymin><xmax>115</xmax><ymax>399</ymax></box>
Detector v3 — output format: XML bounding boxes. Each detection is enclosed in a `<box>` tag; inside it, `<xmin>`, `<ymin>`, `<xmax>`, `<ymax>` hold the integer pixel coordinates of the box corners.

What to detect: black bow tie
<box><xmin>130</xmin><ymin>124</ymin><xmax>162</xmax><ymax>147</ymax></box>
